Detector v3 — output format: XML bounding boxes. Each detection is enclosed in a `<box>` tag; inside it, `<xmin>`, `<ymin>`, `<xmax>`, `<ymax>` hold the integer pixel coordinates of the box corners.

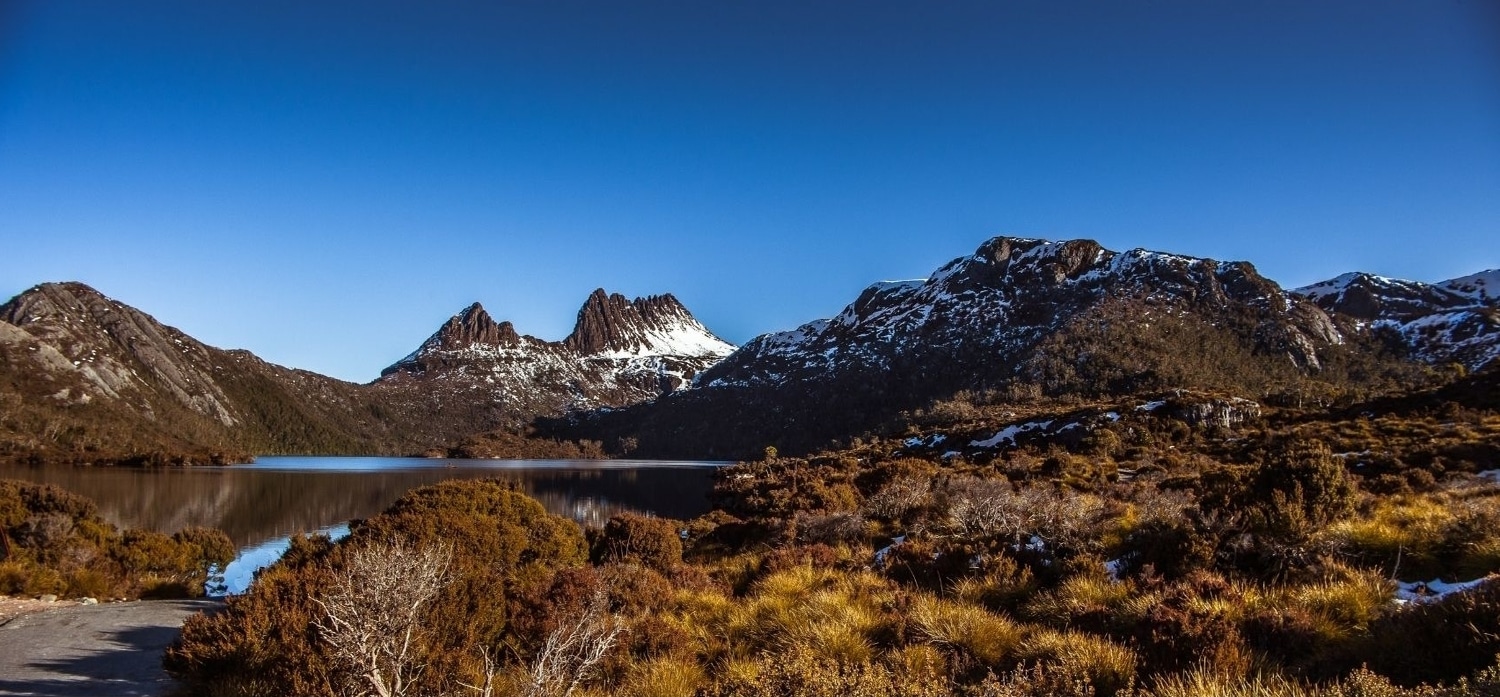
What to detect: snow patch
<box><xmin>874</xmin><ymin>535</ymin><xmax>908</xmax><ymax>567</ymax></box>
<box><xmin>1395</xmin><ymin>576</ymin><xmax>1493</xmax><ymax>604</ymax></box>
<box><xmin>970</xmin><ymin>420</ymin><xmax>1052</xmax><ymax>448</ymax></box>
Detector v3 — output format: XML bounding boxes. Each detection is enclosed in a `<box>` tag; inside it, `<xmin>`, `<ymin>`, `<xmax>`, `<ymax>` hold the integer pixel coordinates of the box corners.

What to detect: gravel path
<box><xmin>0</xmin><ymin>599</ymin><xmax>219</xmax><ymax>696</ymax></box>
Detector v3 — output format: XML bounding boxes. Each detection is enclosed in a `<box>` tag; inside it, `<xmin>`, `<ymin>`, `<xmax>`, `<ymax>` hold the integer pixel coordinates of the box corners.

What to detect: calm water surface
<box><xmin>0</xmin><ymin>456</ymin><xmax>724</xmax><ymax>593</ymax></box>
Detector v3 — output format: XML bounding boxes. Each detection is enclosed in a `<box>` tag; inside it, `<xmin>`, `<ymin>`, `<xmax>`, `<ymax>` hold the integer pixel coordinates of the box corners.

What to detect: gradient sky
<box><xmin>2</xmin><ymin>1</ymin><xmax>1497</xmax><ymax>383</ymax></box>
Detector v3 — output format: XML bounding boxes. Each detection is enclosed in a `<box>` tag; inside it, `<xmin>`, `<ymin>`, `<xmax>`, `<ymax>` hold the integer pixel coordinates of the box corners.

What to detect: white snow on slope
<box><xmin>1442</xmin><ymin>269</ymin><xmax>1500</xmax><ymax>302</ymax></box>
<box><xmin>595</xmin><ymin>318</ymin><xmax>736</xmax><ymax>359</ymax></box>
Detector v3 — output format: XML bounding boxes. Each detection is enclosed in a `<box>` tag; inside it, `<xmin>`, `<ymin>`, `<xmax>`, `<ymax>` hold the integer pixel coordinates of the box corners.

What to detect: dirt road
<box><xmin>0</xmin><ymin>599</ymin><xmax>219</xmax><ymax>696</ymax></box>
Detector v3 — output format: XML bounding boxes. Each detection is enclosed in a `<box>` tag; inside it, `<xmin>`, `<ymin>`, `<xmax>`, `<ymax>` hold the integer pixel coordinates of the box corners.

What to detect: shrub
<box><xmin>167</xmin><ymin>479</ymin><xmax>589</xmax><ymax>697</ymax></box>
<box><xmin>1248</xmin><ymin>440</ymin><xmax>1358</xmax><ymax>541</ymax></box>
<box><xmin>594</xmin><ymin>514</ymin><xmax>684</xmax><ymax>571</ymax></box>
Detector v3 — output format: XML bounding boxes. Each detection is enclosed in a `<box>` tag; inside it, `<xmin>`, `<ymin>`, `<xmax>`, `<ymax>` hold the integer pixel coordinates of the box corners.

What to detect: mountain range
<box><xmin>2</xmin><ymin>236</ymin><xmax>1495</xmax><ymax>463</ymax></box>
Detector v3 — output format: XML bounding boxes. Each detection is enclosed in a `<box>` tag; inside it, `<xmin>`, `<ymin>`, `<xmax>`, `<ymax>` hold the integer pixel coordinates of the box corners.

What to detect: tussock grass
<box><xmin>620</xmin><ymin>657</ymin><xmax>705</xmax><ymax>697</ymax></box>
<box><xmin>1018</xmin><ymin>628</ymin><xmax>1139</xmax><ymax>694</ymax></box>
<box><xmin>951</xmin><ymin>556</ymin><xmax>1038</xmax><ymax>611</ymax></box>
<box><xmin>1023</xmin><ymin>573</ymin><xmax>1136</xmax><ymax>626</ymax></box>
<box><xmin>908</xmin><ymin>594</ymin><xmax>1024</xmax><ymax>666</ymax></box>
<box><xmin>1245</xmin><ymin>566</ymin><xmax>1394</xmax><ymax>641</ymax></box>
<box><xmin>1144</xmin><ymin>669</ymin><xmax>1313</xmax><ymax>697</ymax></box>
<box><xmin>721</xmin><ymin>565</ymin><xmax>895</xmax><ymax>663</ymax></box>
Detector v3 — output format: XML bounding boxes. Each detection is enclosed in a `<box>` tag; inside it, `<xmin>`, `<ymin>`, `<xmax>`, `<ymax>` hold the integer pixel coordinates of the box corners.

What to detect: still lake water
<box><xmin>0</xmin><ymin>456</ymin><xmax>724</xmax><ymax>593</ymax></box>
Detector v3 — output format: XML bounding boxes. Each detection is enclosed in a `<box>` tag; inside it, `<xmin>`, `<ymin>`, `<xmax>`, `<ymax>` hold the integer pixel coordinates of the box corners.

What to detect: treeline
<box><xmin>437</xmin><ymin>426</ymin><xmax>607</xmax><ymax>460</ymax></box>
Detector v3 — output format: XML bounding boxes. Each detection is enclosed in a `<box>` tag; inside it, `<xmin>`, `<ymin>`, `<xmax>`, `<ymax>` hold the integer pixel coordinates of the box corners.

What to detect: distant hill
<box><xmin>0</xmin><ymin>282</ymin><xmax>406</xmax><ymax>463</ymax></box>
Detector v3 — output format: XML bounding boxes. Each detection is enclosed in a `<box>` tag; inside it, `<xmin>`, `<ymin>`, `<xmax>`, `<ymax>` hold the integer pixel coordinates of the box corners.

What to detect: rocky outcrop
<box><xmin>564</xmin><ymin>290</ymin><xmax>717</xmax><ymax>356</ymax></box>
<box><xmin>2</xmin><ymin>282</ymin><xmax>240</xmax><ymax>427</ymax></box>
<box><xmin>434</xmin><ymin>303</ymin><xmax>522</xmax><ymax>350</ymax></box>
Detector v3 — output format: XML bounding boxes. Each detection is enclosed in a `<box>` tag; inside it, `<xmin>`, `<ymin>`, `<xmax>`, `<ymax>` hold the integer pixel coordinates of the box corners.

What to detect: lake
<box><xmin>0</xmin><ymin>456</ymin><xmax>724</xmax><ymax>593</ymax></box>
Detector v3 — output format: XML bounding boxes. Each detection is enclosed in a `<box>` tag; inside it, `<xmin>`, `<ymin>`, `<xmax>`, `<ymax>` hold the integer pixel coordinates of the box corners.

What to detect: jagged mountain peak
<box><xmin>379</xmin><ymin>288</ymin><xmax>734</xmax><ymax>418</ymax></box>
<box><xmin>431</xmin><ymin>302</ymin><xmax>521</xmax><ymax>350</ymax></box>
<box><xmin>564</xmin><ymin>288</ymin><xmax>732</xmax><ymax>358</ymax></box>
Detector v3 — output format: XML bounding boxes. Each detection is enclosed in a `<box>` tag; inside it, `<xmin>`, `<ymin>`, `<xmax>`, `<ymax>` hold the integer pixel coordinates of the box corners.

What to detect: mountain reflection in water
<box><xmin>0</xmin><ymin>456</ymin><xmax>723</xmax><ymax>549</ymax></box>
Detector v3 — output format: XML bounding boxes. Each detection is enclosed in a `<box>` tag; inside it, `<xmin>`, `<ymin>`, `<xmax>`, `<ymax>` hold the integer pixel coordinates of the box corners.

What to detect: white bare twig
<box><xmin>314</xmin><ymin>537</ymin><xmax>453</xmax><ymax>697</ymax></box>
<box><xmin>524</xmin><ymin>589</ymin><xmax>624</xmax><ymax>697</ymax></box>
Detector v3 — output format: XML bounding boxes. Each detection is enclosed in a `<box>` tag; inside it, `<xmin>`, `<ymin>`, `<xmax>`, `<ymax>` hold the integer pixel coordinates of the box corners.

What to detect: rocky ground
<box><xmin>0</xmin><ymin>595</ymin><xmax>81</xmax><ymax>625</ymax></box>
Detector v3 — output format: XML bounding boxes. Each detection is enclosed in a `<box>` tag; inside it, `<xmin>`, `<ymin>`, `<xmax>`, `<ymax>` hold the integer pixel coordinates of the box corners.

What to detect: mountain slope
<box><xmin>548</xmin><ymin>237</ymin><xmax>1429</xmax><ymax>459</ymax></box>
<box><xmin>1294</xmin><ymin>270</ymin><xmax>1500</xmax><ymax>370</ymax></box>
<box><xmin>0</xmin><ymin>282</ymin><xmax>423</xmax><ymax>462</ymax></box>
<box><xmin>373</xmin><ymin>289</ymin><xmax>734</xmax><ymax>437</ymax></box>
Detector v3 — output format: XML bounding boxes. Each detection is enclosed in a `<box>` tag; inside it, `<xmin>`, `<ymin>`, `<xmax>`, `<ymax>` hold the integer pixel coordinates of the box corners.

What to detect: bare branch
<box><xmin>314</xmin><ymin>537</ymin><xmax>453</xmax><ymax>697</ymax></box>
<box><xmin>524</xmin><ymin>589</ymin><xmax>625</xmax><ymax>697</ymax></box>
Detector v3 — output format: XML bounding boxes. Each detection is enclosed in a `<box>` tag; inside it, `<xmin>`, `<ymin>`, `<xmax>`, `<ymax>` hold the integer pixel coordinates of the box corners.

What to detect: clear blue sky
<box><xmin>2</xmin><ymin>0</ymin><xmax>1497</xmax><ymax>383</ymax></box>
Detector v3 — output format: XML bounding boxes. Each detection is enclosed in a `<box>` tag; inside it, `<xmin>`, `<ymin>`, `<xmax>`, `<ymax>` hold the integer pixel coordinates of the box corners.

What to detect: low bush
<box><xmin>0</xmin><ymin>480</ymin><xmax>232</xmax><ymax>599</ymax></box>
<box><xmin>593</xmin><ymin>513</ymin><xmax>684</xmax><ymax>571</ymax></box>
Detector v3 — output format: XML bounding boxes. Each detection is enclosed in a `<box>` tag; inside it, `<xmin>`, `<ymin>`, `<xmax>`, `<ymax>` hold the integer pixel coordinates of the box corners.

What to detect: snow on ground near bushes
<box><xmin>1394</xmin><ymin>576</ymin><xmax>1495</xmax><ymax>604</ymax></box>
<box><xmin>971</xmin><ymin>420</ymin><xmax>1051</xmax><ymax>448</ymax></box>
<box><xmin>874</xmin><ymin>535</ymin><xmax>907</xmax><ymax>567</ymax></box>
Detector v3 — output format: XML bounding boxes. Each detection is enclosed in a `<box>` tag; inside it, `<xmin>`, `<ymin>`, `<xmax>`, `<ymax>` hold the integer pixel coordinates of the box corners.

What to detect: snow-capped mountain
<box><xmin>377</xmin><ymin>289</ymin><xmax>734</xmax><ymax>421</ymax></box>
<box><xmin>564</xmin><ymin>237</ymin><xmax>1411</xmax><ymax>459</ymax></box>
<box><xmin>699</xmin><ymin>236</ymin><xmax>1344</xmax><ymax>392</ymax></box>
<box><xmin>1294</xmin><ymin>270</ymin><xmax>1500</xmax><ymax>370</ymax></box>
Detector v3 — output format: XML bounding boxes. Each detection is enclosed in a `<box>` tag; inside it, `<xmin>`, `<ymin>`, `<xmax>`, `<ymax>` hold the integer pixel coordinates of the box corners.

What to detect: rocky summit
<box><xmin>699</xmin><ymin>236</ymin><xmax>1349</xmax><ymax>394</ymax></box>
<box><xmin>375</xmin><ymin>288</ymin><xmax>734</xmax><ymax>428</ymax></box>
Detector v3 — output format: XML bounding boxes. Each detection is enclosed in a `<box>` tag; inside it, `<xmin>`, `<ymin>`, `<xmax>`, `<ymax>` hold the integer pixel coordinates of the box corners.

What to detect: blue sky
<box><xmin>2</xmin><ymin>0</ymin><xmax>1497</xmax><ymax>382</ymax></box>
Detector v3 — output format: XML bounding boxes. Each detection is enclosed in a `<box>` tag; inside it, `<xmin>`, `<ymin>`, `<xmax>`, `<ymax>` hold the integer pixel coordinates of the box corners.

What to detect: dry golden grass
<box><xmin>714</xmin><ymin>565</ymin><xmax>896</xmax><ymax>664</ymax></box>
<box><xmin>1247</xmin><ymin>566</ymin><xmax>1394</xmax><ymax>640</ymax></box>
<box><xmin>1023</xmin><ymin>573</ymin><xmax>1137</xmax><ymax>626</ymax></box>
<box><xmin>908</xmin><ymin>594</ymin><xmax>1024</xmax><ymax>666</ymax></box>
<box><xmin>1144</xmin><ymin>669</ymin><xmax>1313</xmax><ymax>697</ymax></box>
<box><xmin>1018</xmin><ymin>628</ymin><xmax>1139</xmax><ymax>694</ymax></box>
<box><xmin>620</xmin><ymin>657</ymin><xmax>706</xmax><ymax>697</ymax></box>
